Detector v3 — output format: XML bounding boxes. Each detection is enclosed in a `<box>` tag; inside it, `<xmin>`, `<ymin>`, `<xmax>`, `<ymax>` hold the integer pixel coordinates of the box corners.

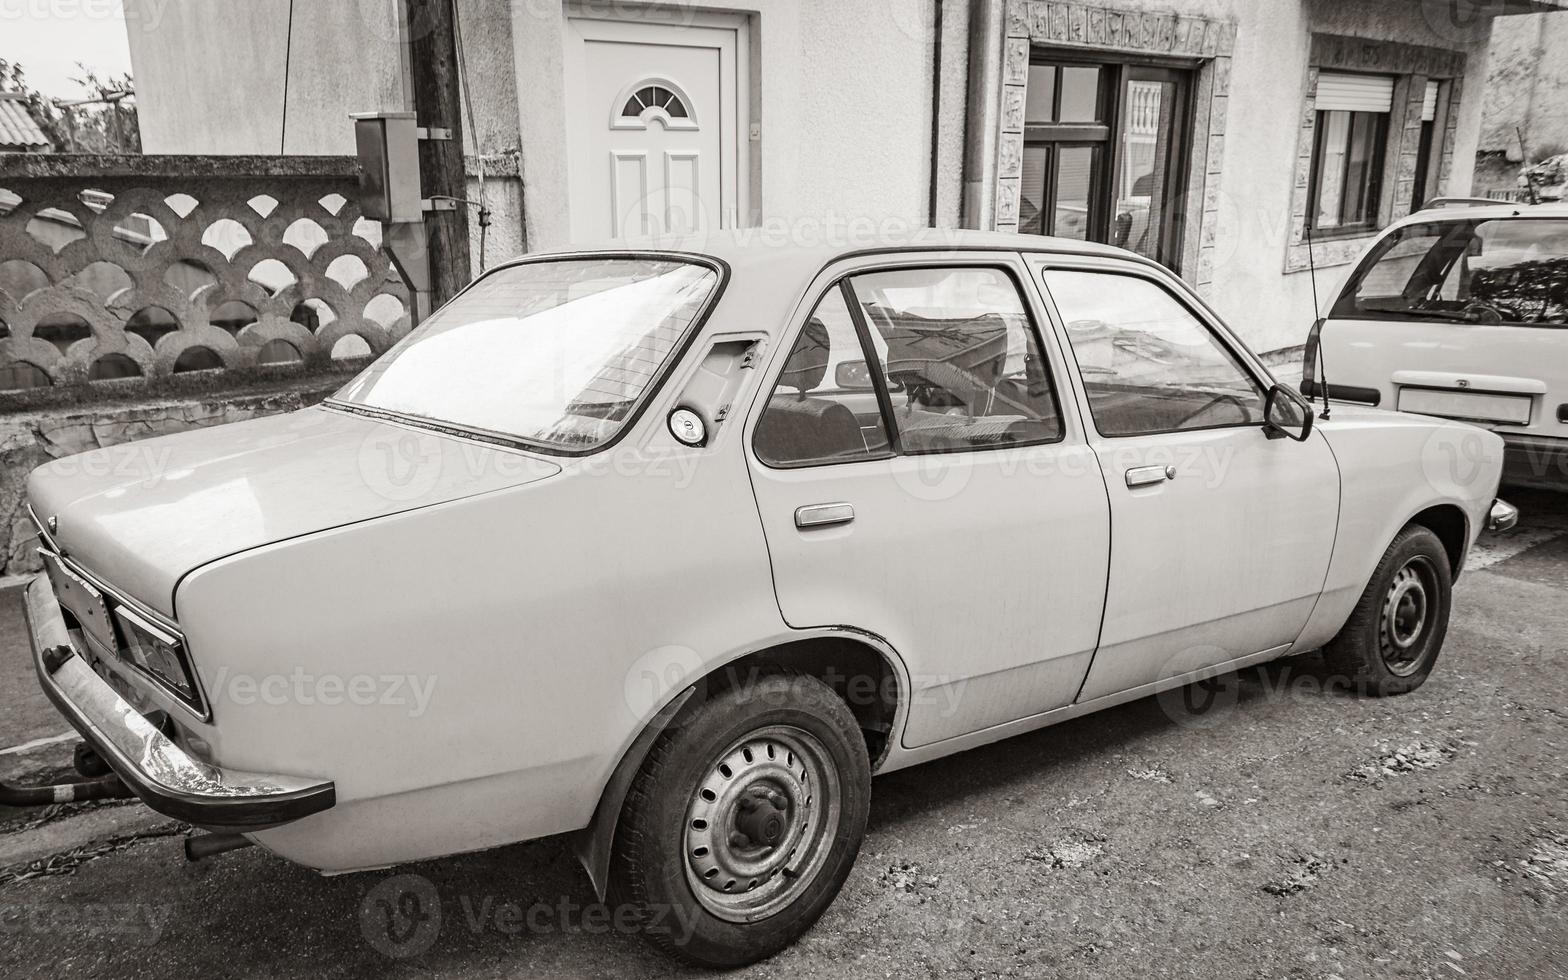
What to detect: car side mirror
<box><xmin>835</xmin><ymin>360</ymin><xmax>875</xmax><ymax>390</ymax></box>
<box><xmin>1264</xmin><ymin>383</ymin><xmax>1314</xmax><ymax>442</ymax></box>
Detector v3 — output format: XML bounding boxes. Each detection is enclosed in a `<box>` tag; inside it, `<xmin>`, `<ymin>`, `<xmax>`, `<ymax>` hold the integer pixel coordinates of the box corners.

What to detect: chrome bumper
<box><xmin>1487</xmin><ymin>498</ymin><xmax>1519</xmax><ymax>533</ymax></box>
<box><xmin>23</xmin><ymin>574</ymin><xmax>335</xmax><ymax>830</ymax></box>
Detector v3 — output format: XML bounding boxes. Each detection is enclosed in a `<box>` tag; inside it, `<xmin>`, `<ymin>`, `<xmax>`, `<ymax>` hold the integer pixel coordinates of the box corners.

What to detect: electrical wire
<box><xmin>279</xmin><ymin>0</ymin><xmax>295</xmax><ymax>155</ymax></box>
<box><xmin>450</xmin><ymin>0</ymin><xmax>491</xmax><ymax>272</ymax></box>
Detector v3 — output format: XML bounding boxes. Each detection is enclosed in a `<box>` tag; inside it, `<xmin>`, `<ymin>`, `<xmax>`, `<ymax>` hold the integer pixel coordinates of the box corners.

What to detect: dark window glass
<box><xmin>1025</xmin><ymin>64</ymin><xmax>1057</xmax><ymax>123</ymax></box>
<box><xmin>754</xmin><ymin>288</ymin><xmax>891</xmax><ymax>467</ymax></box>
<box><xmin>1334</xmin><ymin>219</ymin><xmax>1568</xmax><ymax>326</ymax></box>
<box><xmin>1052</xmin><ymin>145</ymin><xmax>1095</xmax><ymax>241</ymax></box>
<box><xmin>1059</xmin><ymin>67</ymin><xmax>1101</xmax><ymax>121</ymax></box>
<box><xmin>1310</xmin><ymin>109</ymin><xmax>1388</xmax><ymax>232</ymax></box>
<box><xmin>1043</xmin><ymin>269</ymin><xmax>1265</xmax><ymax>436</ymax></box>
<box><xmin>847</xmin><ymin>267</ymin><xmax>1063</xmax><ymax>453</ymax></box>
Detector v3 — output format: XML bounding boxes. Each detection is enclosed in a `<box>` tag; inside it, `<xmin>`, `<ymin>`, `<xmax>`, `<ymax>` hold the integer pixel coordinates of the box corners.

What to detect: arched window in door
<box><xmin>613</xmin><ymin>79</ymin><xmax>698</xmax><ymax>130</ymax></box>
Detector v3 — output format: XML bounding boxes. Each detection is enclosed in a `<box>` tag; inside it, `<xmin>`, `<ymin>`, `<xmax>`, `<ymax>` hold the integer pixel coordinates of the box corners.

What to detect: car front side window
<box><xmin>1042</xmin><ymin>269</ymin><xmax>1265</xmax><ymax>437</ymax></box>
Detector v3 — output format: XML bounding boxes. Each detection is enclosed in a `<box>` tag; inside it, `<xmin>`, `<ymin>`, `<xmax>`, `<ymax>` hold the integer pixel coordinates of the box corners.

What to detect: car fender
<box><xmin>1292</xmin><ymin>412</ymin><xmax>1501</xmax><ymax>653</ymax></box>
<box><xmin>573</xmin><ymin>625</ymin><xmax>912</xmax><ymax>899</ymax></box>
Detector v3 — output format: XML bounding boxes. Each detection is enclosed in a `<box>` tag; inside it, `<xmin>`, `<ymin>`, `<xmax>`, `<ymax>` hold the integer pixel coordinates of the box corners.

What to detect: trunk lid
<box><xmin>26</xmin><ymin>406</ymin><xmax>560</xmax><ymax>617</ymax></box>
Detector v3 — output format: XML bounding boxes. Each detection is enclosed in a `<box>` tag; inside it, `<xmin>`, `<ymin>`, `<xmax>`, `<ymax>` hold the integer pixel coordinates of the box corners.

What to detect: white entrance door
<box><xmin>564</xmin><ymin>16</ymin><xmax>746</xmax><ymax>241</ymax></box>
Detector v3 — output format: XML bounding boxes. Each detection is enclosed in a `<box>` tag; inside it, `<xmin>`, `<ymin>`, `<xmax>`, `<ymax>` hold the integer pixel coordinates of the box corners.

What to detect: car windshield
<box><xmin>1334</xmin><ymin>217</ymin><xmax>1568</xmax><ymax>326</ymax></box>
<box><xmin>331</xmin><ymin>257</ymin><xmax>720</xmax><ymax>450</ymax></box>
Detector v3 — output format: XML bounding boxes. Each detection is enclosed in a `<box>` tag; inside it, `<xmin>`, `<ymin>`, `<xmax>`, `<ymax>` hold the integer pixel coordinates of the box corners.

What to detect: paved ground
<box><xmin>0</xmin><ymin>493</ymin><xmax>1565</xmax><ymax>978</ymax></box>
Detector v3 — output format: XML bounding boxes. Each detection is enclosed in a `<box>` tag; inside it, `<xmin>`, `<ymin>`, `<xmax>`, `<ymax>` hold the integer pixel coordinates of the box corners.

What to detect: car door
<box><xmin>1030</xmin><ymin>256</ymin><xmax>1341</xmax><ymax>702</ymax></box>
<box><xmin>746</xmin><ymin>255</ymin><xmax>1111</xmax><ymax>748</ymax></box>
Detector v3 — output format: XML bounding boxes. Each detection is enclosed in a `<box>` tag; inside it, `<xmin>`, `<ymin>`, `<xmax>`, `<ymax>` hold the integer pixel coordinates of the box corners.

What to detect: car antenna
<box><xmin>1517</xmin><ymin>127</ymin><xmax>1540</xmax><ymax>205</ymax></box>
<box><xmin>1304</xmin><ymin>225</ymin><xmax>1331</xmax><ymax>420</ymax></box>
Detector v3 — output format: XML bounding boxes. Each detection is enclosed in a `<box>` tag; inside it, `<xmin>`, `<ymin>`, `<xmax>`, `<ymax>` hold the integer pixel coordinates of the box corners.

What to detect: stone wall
<box><xmin>0</xmin><ymin>154</ymin><xmax>411</xmax><ymax>398</ymax></box>
<box><xmin>0</xmin><ymin>377</ymin><xmax>338</xmax><ymax>580</ymax></box>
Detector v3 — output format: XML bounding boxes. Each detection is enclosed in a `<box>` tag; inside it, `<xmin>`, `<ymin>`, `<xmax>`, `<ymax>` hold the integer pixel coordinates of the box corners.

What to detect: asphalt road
<box><xmin>0</xmin><ymin>493</ymin><xmax>1565</xmax><ymax>979</ymax></box>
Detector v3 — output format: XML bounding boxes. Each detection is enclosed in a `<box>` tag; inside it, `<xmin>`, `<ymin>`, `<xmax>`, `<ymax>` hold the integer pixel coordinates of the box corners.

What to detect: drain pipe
<box><xmin>961</xmin><ymin>0</ymin><xmax>1006</xmax><ymax>229</ymax></box>
<box><xmin>0</xmin><ymin>776</ymin><xmax>132</xmax><ymax>807</ymax></box>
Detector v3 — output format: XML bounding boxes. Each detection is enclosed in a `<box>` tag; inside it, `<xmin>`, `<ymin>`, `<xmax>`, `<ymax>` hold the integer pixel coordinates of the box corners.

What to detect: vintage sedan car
<box><xmin>1306</xmin><ymin>200</ymin><xmax>1568</xmax><ymax>490</ymax></box>
<box><xmin>23</xmin><ymin>231</ymin><xmax>1514</xmax><ymax>965</ymax></box>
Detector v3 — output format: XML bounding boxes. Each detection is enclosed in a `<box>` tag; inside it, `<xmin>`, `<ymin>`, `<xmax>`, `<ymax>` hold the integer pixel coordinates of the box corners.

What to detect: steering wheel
<box><xmin>1175</xmin><ymin>393</ymin><xmax>1249</xmax><ymax>429</ymax></box>
<box><xmin>1459</xmin><ymin>300</ymin><xmax>1505</xmax><ymax>324</ymax></box>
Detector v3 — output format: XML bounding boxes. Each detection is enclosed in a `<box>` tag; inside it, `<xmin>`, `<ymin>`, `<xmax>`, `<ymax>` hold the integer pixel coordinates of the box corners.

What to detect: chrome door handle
<box><xmin>795</xmin><ymin>502</ymin><xmax>855</xmax><ymax>529</ymax></box>
<box><xmin>1125</xmin><ymin>465</ymin><xmax>1176</xmax><ymax>488</ymax></box>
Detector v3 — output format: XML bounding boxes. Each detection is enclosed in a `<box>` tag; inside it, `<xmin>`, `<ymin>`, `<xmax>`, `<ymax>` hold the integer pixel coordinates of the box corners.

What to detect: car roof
<box><xmin>1395</xmin><ymin>199</ymin><xmax>1568</xmax><ymax>227</ymax></box>
<box><xmin>502</xmin><ymin>229</ymin><xmax>1141</xmax><ymax>321</ymax></box>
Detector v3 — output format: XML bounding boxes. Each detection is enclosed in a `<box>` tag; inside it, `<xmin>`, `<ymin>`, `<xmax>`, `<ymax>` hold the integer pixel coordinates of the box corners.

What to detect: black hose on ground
<box><xmin>0</xmin><ymin>775</ymin><xmax>133</xmax><ymax>807</ymax></box>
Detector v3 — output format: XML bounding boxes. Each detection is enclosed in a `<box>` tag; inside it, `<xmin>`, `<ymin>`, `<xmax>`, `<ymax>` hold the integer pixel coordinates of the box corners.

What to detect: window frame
<box><xmin>749</xmin><ymin>260</ymin><xmax>1070</xmax><ymax>469</ymax></box>
<box><xmin>1022</xmin><ymin>52</ymin><xmax>1195</xmax><ymax>272</ymax></box>
<box><xmin>1306</xmin><ymin>107</ymin><xmax>1391</xmax><ymax>238</ymax></box>
<box><xmin>1035</xmin><ymin>261</ymin><xmax>1275</xmax><ymax>440</ymax></box>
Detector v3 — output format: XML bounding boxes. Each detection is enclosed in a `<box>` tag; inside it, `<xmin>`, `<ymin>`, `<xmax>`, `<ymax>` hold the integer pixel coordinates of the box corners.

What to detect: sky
<box><xmin>0</xmin><ymin>0</ymin><xmax>136</xmax><ymax>100</ymax></box>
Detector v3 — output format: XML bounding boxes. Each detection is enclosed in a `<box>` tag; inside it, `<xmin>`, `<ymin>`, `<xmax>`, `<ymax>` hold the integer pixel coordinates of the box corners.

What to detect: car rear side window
<box><xmin>753</xmin><ymin>287</ymin><xmax>893</xmax><ymax>467</ymax></box>
<box><xmin>1334</xmin><ymin>218</ymin><xmax>1568</xmax><ymax>327</ymax></box>
<box><xmin>845</xmin><ymin>267</ymin><xmax>1064</xmax><ymax>453</ymax></box>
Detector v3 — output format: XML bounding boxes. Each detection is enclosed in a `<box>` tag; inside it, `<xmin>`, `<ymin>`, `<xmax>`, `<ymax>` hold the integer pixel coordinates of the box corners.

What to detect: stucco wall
<box><xmin>514</xmin><ymin>0</ymin><xmax>940</xmax><ymax>250</ymax></box>
<box><xmin>121</xmin><ymin>0</ymin><xmax>1506</xmax><ymax>354</ymax></box>
<box><xmin>1196</xmin><ymin>0</ymin><xmax>1495</xmax><ymax>351</ymax></box>
<box><xmin>123</xmin><ymin>0</ymin><xmax>525</xmax><ymax>269</ymax></box>
<box><xmin>1481</xmin><ymin>12</ymin><xmax>1568</xmax><ymax>158</ymax></box>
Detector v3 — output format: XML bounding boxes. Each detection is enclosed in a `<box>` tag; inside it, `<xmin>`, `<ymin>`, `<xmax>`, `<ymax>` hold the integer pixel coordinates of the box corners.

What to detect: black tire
<box><xmin>608</xmin><ymin>669</ymin><xmax>871</xmax><ymax>967</ymax></box>
<box><xmin>1323</xmin><ymin>524</ymin><xmax>1453</xmax><ymax>696</ymax></box>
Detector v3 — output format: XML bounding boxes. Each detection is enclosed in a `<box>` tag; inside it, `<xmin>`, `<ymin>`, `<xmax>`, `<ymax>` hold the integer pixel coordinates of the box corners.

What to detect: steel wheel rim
<box><xmin>1380</xmin><ymin>555</ymin><xmax>1436</xmax><ymax>676</ymax></box>
<box><xmin>682</xmin><ymin>725</ymin><xmax>841</xmax><ymax>923</ymax></box>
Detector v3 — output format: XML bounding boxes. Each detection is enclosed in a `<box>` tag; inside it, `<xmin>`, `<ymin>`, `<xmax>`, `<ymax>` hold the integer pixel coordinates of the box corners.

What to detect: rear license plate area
<box><xmin>40</xmin><ymin>550</ymin><xmax>119</xmax><ymax>657</ymax></box>
<box><xmin>1397</xmin><ymin>387</ymin><xmax>1532</xmax><ymax>425</ymax></box>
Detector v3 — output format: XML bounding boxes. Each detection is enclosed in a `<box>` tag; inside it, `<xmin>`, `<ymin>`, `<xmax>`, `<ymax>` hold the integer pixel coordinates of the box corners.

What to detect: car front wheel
<box><xmin>609</xmin><ymin>669</ymin><xmax>871</xmax><ymax>967</ymax></box>
<box><xmin>1324</xmin><ymin>524</ymin><xmax>1453</xmax><ymax>696</ymax></box>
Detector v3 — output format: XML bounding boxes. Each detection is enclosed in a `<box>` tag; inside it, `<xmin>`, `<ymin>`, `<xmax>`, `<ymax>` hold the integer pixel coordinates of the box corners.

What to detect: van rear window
<box><xmin>1332</xmin><ymin>218</ymin><xmax>1568</xmax><ymax>327</ymax></box>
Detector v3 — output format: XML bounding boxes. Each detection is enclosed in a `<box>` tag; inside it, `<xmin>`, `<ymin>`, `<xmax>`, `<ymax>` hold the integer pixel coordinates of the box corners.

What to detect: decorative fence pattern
<box><xmin>0</xmin><ymin>154</ymin><xmax>411</xmax><ymax>398</ymax></box>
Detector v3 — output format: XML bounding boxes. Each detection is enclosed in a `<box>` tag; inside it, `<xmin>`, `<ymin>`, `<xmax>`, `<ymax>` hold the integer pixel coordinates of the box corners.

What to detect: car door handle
<box><xmin>1125</xmin><ymin>465</ymin><xmax>1176</xmax><ymax>488</ymax></box>
<box><xmin>795</xmin><ymin>502</ymin><xmax>855</xmax><ymax>529</ymax></box>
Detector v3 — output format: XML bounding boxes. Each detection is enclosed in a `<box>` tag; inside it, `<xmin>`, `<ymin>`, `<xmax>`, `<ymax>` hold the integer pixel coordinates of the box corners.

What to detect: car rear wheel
<box><xmin>608</xmin><ymin>669</ymin><xmax>871</xmax><ymax>967</ymax></box>
<box><xmin>1324</xmin><ymin>524</ymin><xmax>1453</xmax><ymax>696</ymax></box>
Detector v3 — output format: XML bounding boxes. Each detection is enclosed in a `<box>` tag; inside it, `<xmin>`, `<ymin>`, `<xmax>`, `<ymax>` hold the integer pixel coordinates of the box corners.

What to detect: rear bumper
<box><xmin>1499</xmin><ymin>434</ymin><xmax>1568</xmax><ymax>491</ymax></box>
<box><xmin>23</xmin><ymin>574</ymin><xmax>335</xmax><ymax>831</ymax></box>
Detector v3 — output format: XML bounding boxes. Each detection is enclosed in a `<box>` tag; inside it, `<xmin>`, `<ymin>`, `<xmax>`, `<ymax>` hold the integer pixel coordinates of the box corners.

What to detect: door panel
<box><xmin>1034</xmin><ymin>260</ymin><xmax>1340</xmax><ymax>701</ymax></box>
<box><xmin>747</xmin><ymin>258</ymin><xmax>1112</xmax><ymax>748</ymax></box>
<box><xmin>1078</xmin><ymin>426</ymin><xmax>1340</xmax><ymax>700</ymax></box>
<box><xmin>564</xmin><ymin>18</ymin><xmax>743</xmax><ymax>241</ymax></box>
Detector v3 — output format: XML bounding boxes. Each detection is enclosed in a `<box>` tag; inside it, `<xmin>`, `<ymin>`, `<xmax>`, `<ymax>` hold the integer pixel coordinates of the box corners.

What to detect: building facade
<box><xmin>121</xmin><ymin>0</ymin><xmax>1563</xmax><ymax>353</ymax></box>
<box><xmin>1481</xmin><ymin>9</ymin><xmax>1568</xmax><ymax>162</ymax></box>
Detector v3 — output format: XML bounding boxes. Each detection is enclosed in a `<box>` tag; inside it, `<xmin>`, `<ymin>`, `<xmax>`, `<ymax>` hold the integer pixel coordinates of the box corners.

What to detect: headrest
<box><xmin>777</xmin><ymin>317</ymin><xmax>831</xmax><ymax>392</ymax></box>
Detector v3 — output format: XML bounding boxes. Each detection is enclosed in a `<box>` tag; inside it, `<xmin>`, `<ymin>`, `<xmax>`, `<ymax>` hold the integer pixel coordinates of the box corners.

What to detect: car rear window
<box><xmin>331</xmin><ymin>257</ymin><xmax>720</xmax><ymax>451</ymax></box>
<box><xmin>1332</xmin><ymin>217</ymin><xmax>1568</xmax><ymax>327</ymax></box>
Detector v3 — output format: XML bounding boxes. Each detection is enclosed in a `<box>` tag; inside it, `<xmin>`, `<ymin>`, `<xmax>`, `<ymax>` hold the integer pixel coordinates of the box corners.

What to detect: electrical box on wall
<box><xmin>352</xmin><ymin>111</ymin><xmax>422</xmax><ymax>224</ymax></box>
